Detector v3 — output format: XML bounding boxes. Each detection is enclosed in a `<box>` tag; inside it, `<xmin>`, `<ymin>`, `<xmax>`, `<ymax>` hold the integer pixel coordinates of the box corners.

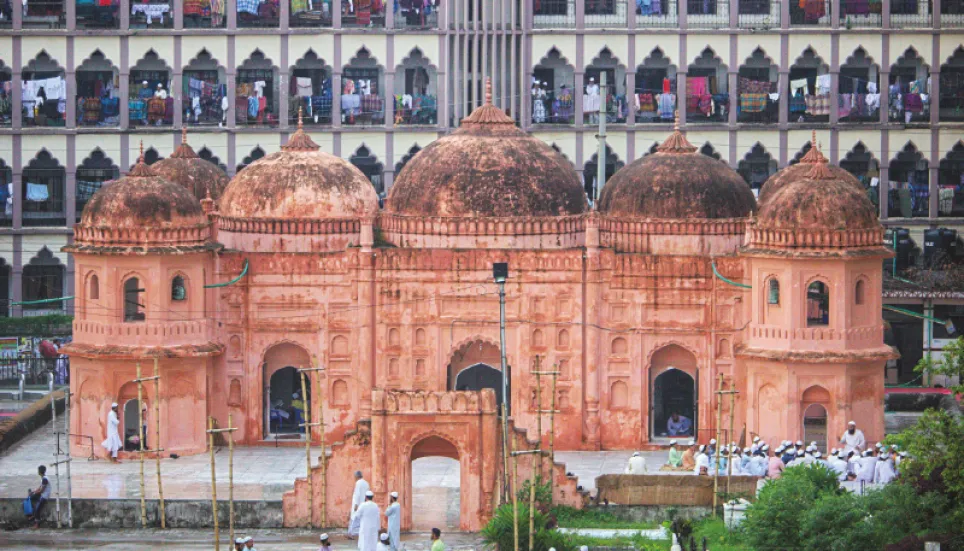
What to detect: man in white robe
<box><xmin>874</xmin><ymin>453</ymin><xmax>897</xmax><ymax>485</ymax></box>
<box><xmin>856</xmin><ymin>450</ymin><xmax>877</xmax><ymax>483</ymax></box>
<box><xmin>377</xmin><ymin>532</ymin><xmax>392</xmax><ymax>551</ymax></box>
<box><xmin>385</xmin><ymin>491</ymin><xmax>401</xmax><ymax>551</ymax></box>
<box><xmin>348</xmin><ymin>471</ymin><xmax>370</xmax><ymax>537</ymax></box>
<box><xmin>349</xmin><ymin>491</ymin><xmax>380</xmax><ymax>551</ymax></box>
<box><xmin>624</xmin><ymin>452</ymin><xmax>647</xmax><ymax>474</ymax></box>
<box><xmin>102</xmin><ymin>403</ymin><xmax>123</xmax><ymax>463</ymax></box>
<box><xmin>839</xmin><ymin>421</ymin><xmax>866</xmax><ymax>455</ymax></box>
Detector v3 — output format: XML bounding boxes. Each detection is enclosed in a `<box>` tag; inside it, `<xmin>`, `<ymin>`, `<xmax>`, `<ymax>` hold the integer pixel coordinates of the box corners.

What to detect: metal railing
<box><xmin>0</xmin><ymin>356</ymin><xmax>65</xmax><ymax>386</ymax></box>
<box><xmin>533</xmin><ymin>0</ymin><xmax>575</xmax><ymax>28</ymax></box>
<box><xmin>890</xmin><ymin>0</ymin><xmax>931</xmax><ymax>27</ymax></box>
<box><xmin>289</xmin><ymin>0</ymin><xmax>332</xmax><ymax>27</ymax></box>
<box><xmin>839</xmin><ymin>0</ymin><xmax>881</xmax><ymax>27</ymax></box>
<box><xmin>790</xmin><ymin>0</ymin><xmax>831</xmax><ymax>25</ymax></box>
<box><xmin>942</xmin><ymin>0</ymin><xmax>964</xmax><ymax>25</ymax></box>
<box><xmin>636</xmin><ymin>0</ymin><xmax>678</xmax><ymax>26</ymax></box>
<box><xmin>76</xmin><ymin>1</ymin><xmax>119</xmax><ymax>28</ymax></box>
<box><xmin>687</xmin><ymin>0</ymin><xmax>729</xmax><ymax>28</ymax></box>
<box><xmin>342</xmin><ymin>2</ymin><xmax>385</xmax><ymax>27</ymax></box>
<box><xmin>22</xmin><ymin>0</ymin><xmax>65</xmax><ymax>28</ymax></box>
<box><xmin>738</xmin><ymin>0</ymin><xmax>779</xmax><ymax>27</ymax></box>
<box><xmin>585</xmin><ymin>0</ymin><xmax>627</xmax><ymax>27</ymax></box>
<box><xmin>393</xmin><ymin>4</ymin><xmax>437</xmax><ymax>29</ymax></box>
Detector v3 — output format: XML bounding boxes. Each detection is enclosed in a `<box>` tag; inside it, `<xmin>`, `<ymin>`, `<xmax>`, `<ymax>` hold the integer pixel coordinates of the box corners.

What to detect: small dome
<box><xmin>80</xmin><ymin>151</ymin><xmax>207</xmax><ymax>230</ymax></box>
<box><xmin>219</xmin><ymin>117</ymin><xmax>378</xmax><ymax>220</ymax></box>
<box><xmin>757</xmin><ymin>159</ymin><xmax>879</xmax><ymax>231</ymax></box>
<box><xmin>387</xmin><ymin>80</ymin><xmax>587</xmax><ymax>218</ymax></box>
<box><xmin>757</xmin><ymin>133</ymin><xmax>862</xmax><ymax>205</ymax></box>
<box><xmin>599</xmin><ymin>118</ymin><xmax>756</xmax><ymax>219</ymax></box>
<box><xmin>151</xmin><ymin>129</ymin><xmax>230</xmax><ymax>202</ymax></box>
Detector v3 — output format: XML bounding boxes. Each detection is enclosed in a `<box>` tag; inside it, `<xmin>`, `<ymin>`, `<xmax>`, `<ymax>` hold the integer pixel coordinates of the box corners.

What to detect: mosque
<box><xmin>63</xmin><ymin>81</ymin><xmax>895</xmax><ymax>526</ymax></box>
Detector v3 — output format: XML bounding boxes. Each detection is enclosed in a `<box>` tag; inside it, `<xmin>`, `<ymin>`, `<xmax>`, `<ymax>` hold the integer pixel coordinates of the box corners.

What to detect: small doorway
<box><xmin>802</xmin><ymin>404</ymin><xmax>828</xmax><ymax>453</ymax></box>
<box><xmin>651</xmin><ymin>368</ymin><xmax>696</xmax><ymax>440</ymax></box>
<box><xmin>123</xmin><ymin>399</ymin><xmax>146</xmax><ymax>451</ymax></box>
<box><xmin>410</xmin><ymin>436</ymin><xmax>461</xmax><ymax>531</ymax></box>
<box><xmin>265</xmin><ymin>365</ymin><xmax>311</xmax><ymax>439</ymax></box>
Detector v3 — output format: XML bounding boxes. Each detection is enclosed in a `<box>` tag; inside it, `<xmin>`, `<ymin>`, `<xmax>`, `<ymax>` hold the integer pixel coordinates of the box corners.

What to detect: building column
<box><xmin>280</xmin><ymin>0</ymin><xmax>289</xmax><ymax>29</ymax></box>
<box><xmin>677</xmin><ymin>69</ymin><xmax>687</xmax><ymax>124</ymax></box>
<box><xmin>929</xmin><ymin>69</ymin><xmax>940</xmax><ymax>126</ymax></box>
<box><xmin>227</xmin><ymin>36</ymin><xmax>236</xmax><ymax>128</ymax></box>
<box><xmin>12</xmin><ymin>136</ymin><xmax>22</xmax><ymax>230</ymax></box>
<box><xmin>930</xmin><ymin>130</ymin><xmax>939</xmax><ymax>218</ymax></box>
<box><xmin>173</xmin><ymin>36</ymin><xmax>182</xmax><ymax>128</ymax></box>
<box><xmin>779</xmin><ymin>70</ymin><xmax>788</xmax><ymax>124</ymax></box>
<box><xmin>879</xmin><ymin>70</ymin><xmax>890</xmax><ymax>124</ymax></box>
<box><xmin>65</xmin><ymin>135</ymin><xmax>76</xmax><ymax>227</ymax></box>
<box><xmin>11</xmin><ymin>0</ymin><xmax>21</xmax><ymax>28</ymax></box>
<box><xmin>174</xmin><ymin>0</ymin><xmax>184</xmax><ymax>27</ymax></box>
<box><xmin>829</xmin><ymin>71</ymin><xmax>839</xmax><ymax>125</ymax></box>
<box><xmin>227</xmin><ymin>0</ymin><xmax>237</xmax><ymax>29</ymax></box>
<box><xmin>880</xmin><ymin>131</ymin><xmax>890</xmax><ymax>219</ymax></box>
<box><xmin>728</xmin><ymin>70</ymin><xmax>738</xmax><ymax>125</ymax></box>
<box><xmin>12</xmin><ymin>38</ymin><xmax>22</xmax><ymax>129</ymax></box>
<box><xmin>574</xmin><ymin>70</ymin><xmax>584</xmax><ymax>127</ymax></box>
<box><xmin>384</xmin><ymin>70</ymin><xmax>395</xmax><ymax>129</ymax></box>
<box><xmin>279</xmin><ymin>36</ymin><xmax>289</xmax><ymax>130</ymax></box>
<box><xmin>120</xmin><ymin>0</ymin><xmax>130</xmax><ymax>28</ymax></box>
<box><xmin>66</xmin><ymin>0</ymin><xmax>76</xmax><ymax>30</ymax></box>
<box><xmin>65</xmin><ymin>69</ymin><xmax>77</xmax><ymax>129</ymax></box>
<box><xmin>11</xmin><ymin>236</ymin><xmax>22</xmax><ymax>318</ymax></box>
<box><xmin>333</xmin><ymin>0</ymin><xmax>341</xmax><ymax>27</ymax></box>
<box><xmin>882</xmin><ymin>0</ymin><xmax>891</xmax><ymax>29</ymax></box>
<box><xmin>436</xmin><ymin>33</ymin><xmax>448</xmax><ymax>130</ymax></box>
<box><xmin>626</xmin><ymin>71</ymin><xmax>637</xmax><ymax>126</ymax></box>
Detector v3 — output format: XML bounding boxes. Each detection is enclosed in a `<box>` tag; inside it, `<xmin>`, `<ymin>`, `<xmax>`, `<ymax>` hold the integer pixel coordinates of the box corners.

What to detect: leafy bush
<box><xmin>742</xmin><ymin>464</ymin><xmax>840</xmax><ymax>550</ymax></box>
<box><xmin>517</xmin><ymin>474</ymin><xmax>553</xmax><ymax>512</ymax></box>
<box><xmin>482</xmin><ymin>503</ymin><xmax>572</xmax><ymax>551</ymax></box>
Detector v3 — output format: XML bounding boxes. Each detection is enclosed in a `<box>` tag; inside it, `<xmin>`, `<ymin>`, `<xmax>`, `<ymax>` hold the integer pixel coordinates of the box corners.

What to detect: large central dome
<box><xmin>387</xmin><ymin>81</ymin><xmax>588</xmax><ymax>218</ymax></box>
<box><xmin>599</xmin><ymin>117</ymin><xmax>756</xmax><ymax>219</ymax></box>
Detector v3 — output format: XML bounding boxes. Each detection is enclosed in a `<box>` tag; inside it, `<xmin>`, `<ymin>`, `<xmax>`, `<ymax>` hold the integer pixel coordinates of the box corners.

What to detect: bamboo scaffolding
<box><xmin>511</xmin><ymin>449</ymin><xmax>542</xmax><ymax>551</ymax></box>
<box><xmin>511</xmin><ymin>423</ymin><xmax>519</xmax><ymax>551</ymax></box>
<box><xmin>532</xmin><ymin>366</ymin><xmax>561</xmax><ymax>505</ymax></box>
<box><xmin>712</xmin><ymin>374</ymin><xmax>738</xmax><ymax>517</ymax></box>
<box><xmin>48</xmin><ymin>373</ymin><xmax>61</xmax><ymax>528</ymax></box>
<box><xmin>207</xmin><ymin>417</ymin><xmax>238</xmax><ymax>550</ymax></box>
<box><xmin>298</xmin><ymin>365</ymin><xmax>327</xmax><ymax>529</ymax></box>
<box><xmin>154</xmin><ymin>358</ymin><xmax>165</xmax><ymax>528</ymax></box>
<box><xmin>136</xmin><ymin>363</ymin><xmax>147</xmax><ymax>528</ymax></box>
<box><xmin>228</xmin><ymin>413</ymin><xmax>235</xmax><ymax>545</ymax></box>
<box><xmin>133</xmin><ymin>364</ymin><xmax>163</xmax><ymax>528</ymax></box>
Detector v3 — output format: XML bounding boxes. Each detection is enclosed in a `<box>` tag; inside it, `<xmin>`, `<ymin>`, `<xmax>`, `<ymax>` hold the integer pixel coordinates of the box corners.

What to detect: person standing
<box><xmin>244</xmin><ymin>536</ymin><xmax>257</xmax><ymax>550</ymax></box>
<box><xmin>102</xmin><ymin>403</ymin><xmax>123</xmax><ymax>463</ymax></box>
<box><xmin>385</xmin><ymin>491</ymin><xmax>401</xmax><ymax>551</ymax></box>
<box><xmin>349</xmin><ymin>491</ymin><xmax>380</xmax><ymax>551</ymax></box>
<box><xmin>348</xmin><ymin>471</ymin><xmax>370</xmax><ymax>537</ymax></box>
<box><xmin>839</xmin><ymin>421</ymin><xmax>866</xmax><ymax>455</ymax></box>
<box><xmin>430</xmin><ymin>528</ymin><xmax>444</xmax><ymax>551</ymax></box>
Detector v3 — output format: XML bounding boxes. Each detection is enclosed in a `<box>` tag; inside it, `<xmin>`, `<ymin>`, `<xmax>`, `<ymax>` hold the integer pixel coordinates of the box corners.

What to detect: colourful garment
<box><xmin>805</xmin><ymin>94</ymin><xmax>831</xmax><ymax>116</ymax></box>
<box><xmin>740</xmin><ymin>93</ymin><xmax>767</xmax><ymax>113</ymax></box>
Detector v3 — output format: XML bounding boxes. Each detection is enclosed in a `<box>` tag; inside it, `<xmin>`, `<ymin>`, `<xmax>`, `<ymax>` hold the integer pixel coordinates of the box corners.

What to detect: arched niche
<box><xmin>289</xmin><ymin>50</ymin><xmax>332</xmax><ymax>125</ymax></box>
<box><xmin>686</xmin><ymin>48</ymin><xmax>728</xmax><ymax>123</ymax></box>
<box><xmin>889</xmin><ymin>142</ymin><xmax>929</xmax><ymax>218</ymax></box>
<box><xmin>236</xmin><ymin>50</ymin><xmax>280</xmax><ymax>127</ymax></box>
<box><xmin>129</xmin><ymin>51</ymin><xmax>173</xmax><ymax>128</ymax></box>
<box><xmin>394</xmin><ymin>49</ymin><xmax>438</xmax><ymax>125</ymax></box>
<box><xmin>838</xmin><ymin>48</ymin><xmax>881</xmax><ymax>122</ymax></box>
<box><xmin>342</xmin><ymin>48</ymin><xmax>386</xmax><ymax>127</ymax></box>
<box><xmin>23</xmin><ymin>150</ymin><xmax>66</xmax><ymax>227</ymax></box>
<box><xmin>788</xmin><ymin>47</ymin><xmax>830</xmax><ymax>123</ymax></box>
<box><xmin>76</xmin><ymin>149</ymin><xmax>119</xmax><ymax>222</ymax></box>
<box><xmin>737</xmin><ymin>48</ymin><xmax>778</xmax><ymax>123</ymax></box>
<box><xmin>634</xmin><ymin>48</ymin><xmax>677</xmax><ymax>124</ymax></box>
<box><xmin>22</xmin><ymin>52</ymin><xmax>65</xmax><ymax>128</ymax></box>
<box><xmin>532</xmin><ymin>48</ymin><xmax>576</xmax><ymax>125</ymax></box>
<box><xmin>583</xmin><ymin>144</ymin><xmax>624</xmax><ymax>205</ymax></box>
<box><xmin>738</xmin><ymin>143</ymin><xmax>777</xmax><ymax>193</ymax></box>
<box><xmin>584</xmin><ymin>48</ymin><xmax>628</xmax><ymax>124</ymax></box>
<box><xmin>888</xmin><ymin>49</ymin><xmax>930</xmax><ymax>124</ymax></box>
<box><xmin>349</xmin><ymin>145</ymin><xmax>384</xmax><ymax>197</ymax></box>
<box><xmin>183</xmin><ymin>50</ymin><xmax>227</xmax><ymax>126</ymax></box>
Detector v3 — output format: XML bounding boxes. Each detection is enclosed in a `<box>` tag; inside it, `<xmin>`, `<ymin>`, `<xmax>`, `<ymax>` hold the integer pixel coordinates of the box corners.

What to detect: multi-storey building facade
<box><xmin>1</xmin><ymin>0</ymin><xmax>963</xmax><ymax>384</ymax></box>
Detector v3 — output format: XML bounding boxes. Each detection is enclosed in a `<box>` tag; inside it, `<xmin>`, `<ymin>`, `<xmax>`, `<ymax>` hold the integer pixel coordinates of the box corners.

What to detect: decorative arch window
<box><xmin>171</xmin><ymin>275</ymin><xmax>186</xmax><ymax>301</ymax></box>
<box><xmin>124</xmin><ymin>277</ymin><xmax>146</xmax><ymax>322</ymax></box>
<box><xmin>855</xmin><ymin>279</ymin><xmax>866</xmax><ymax>305</ymax></box>
<box><xmin>89</xmin><ymin>273</ymin><xmax>100</xmax><ymax>301</ymax></box>
<box><xmin>806</xmin><ymin>281</ymin><xmax>829</xmax><ymax>327</ymax></box>
<box><xmin>767</xmin><ymin>278</ymin><xmax>780</xmax><ymax>305</ymax></box>
<box><xmin>22</xmin><ymin>52</ymin><xmax>66</xmax><ymax>128</ymax></box>
<box><xmin>23</xmin><ymin>248</ymin><xmax>64</xmax><ymax>311</ymax></box>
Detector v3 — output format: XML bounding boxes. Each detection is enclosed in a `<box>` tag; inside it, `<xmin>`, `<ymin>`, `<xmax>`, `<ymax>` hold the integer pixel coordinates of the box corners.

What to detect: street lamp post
<box><xmin>493</xmin><ymin>262</ymin><xmax>510</xmax><ymax>502</ymax></box>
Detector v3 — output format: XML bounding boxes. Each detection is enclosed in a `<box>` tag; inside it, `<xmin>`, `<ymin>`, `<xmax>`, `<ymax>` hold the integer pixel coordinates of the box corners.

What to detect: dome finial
<box><xmin>799</xmin><ymin>132</ymin><xmax>828</xmax><ymax>164</ymax></box>
<box><xmin>282</xmin><ymin>107</ymin><xmax>320</xmax><ymax>152</ymax></box>
<box><xmin>128</xmin><ymin>140</ymin><xmax>155</xmax><ymax>177</ymax></box>
<box><xmin>485</xmin><ymin>77</ymin><xmax>492</xmax><ymax>105</ymax></box>
<box><xmin>181</xmin><ymin>126</ymin><xmax>188</xmax><ymax>145</ymax></box>
<box><xmin>138</xmin><ymin>140</ymin><xmax>144</xmax><ymax>164</ymax></box>
<box><xmin>298</xmin><ymin>106</ymin><xmax>304</xmax><ymax>130</ymax></box>
<box><xmin>656</xmin><ymin>111</ymin><xmax>697</xmax><ymax>154</ymax></box>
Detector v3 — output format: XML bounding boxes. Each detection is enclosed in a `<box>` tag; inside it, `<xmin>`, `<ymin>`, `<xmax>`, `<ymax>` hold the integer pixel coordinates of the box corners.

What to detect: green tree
<box><xmin>742</xmin><ymin>464</ymin><xmax>840</xmax><ymax>550</ymax></box>
<box><xmin>886</xmin><ymin>409</ymin><xmax>964</xmax><ymax>514</ymax></box>
<box><xmin>915</xmin><ymin>335</ymin><xmax>964</xmax><ymax>394</ymax></box>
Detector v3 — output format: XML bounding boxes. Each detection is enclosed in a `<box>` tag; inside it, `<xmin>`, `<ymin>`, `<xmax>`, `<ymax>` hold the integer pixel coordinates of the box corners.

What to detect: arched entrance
<box><xmin>803</xmin><ymin>404</ymin><xmax>828</xmax><ymax>453</ymax></box>
<box><xmin>651</xmin><ymin>369</ymin><xmax>696</xmax><ymax>439</ymax></box>
<box><xmin>262</xmin><ymin>342</ymin><xmax>312</xmax><ymax>440</ymax></box>
<box><xmin>123</xmin><ymin>398</ymin><xmax>145</xmax><ymax>451</ymax></box>
<box><xmin>410</xmin><ymin>436</ymin><xmax>461</xmax><ymax>530</ymax></box>
<box><xmin>455</xmin><ymin>363</ymin><xmax>504</xmax><ymax>409</ymax></box>
<box><xmin>649</xmin><ymin>344</ymin><xmax>698</xmax><ymax>441</ymax></box>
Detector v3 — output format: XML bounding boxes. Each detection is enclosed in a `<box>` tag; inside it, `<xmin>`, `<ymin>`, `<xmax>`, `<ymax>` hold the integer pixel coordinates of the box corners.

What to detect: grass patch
<box><xmin>551</xmin><ymin>506</ymin><xmax>659</xmax><ymax>530</ymax></box>
<box><xmin>567</xmin><ymin>532</ymin><xmax>671</xmax><ymax>551</ymax></box>
<box><xmin>687</xmin><ymin>518</ymin><xmax>749</xmax><ymax>551</ymax></box>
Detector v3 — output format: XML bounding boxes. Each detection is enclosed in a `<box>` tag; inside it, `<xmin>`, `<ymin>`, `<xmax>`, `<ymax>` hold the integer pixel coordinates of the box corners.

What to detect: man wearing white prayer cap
<box><xmin>349</xmin><ymin>491</ymin><xmax>381</xmax><ymax>551</ymax></box>
<box><xmin>385</xmin><ymin>491</ymin><xmax>401</xmax><ymax>551</ymax></box>
<box><xmin>856</xmin><ymin>450</ymin><xmax>876</xmax><ymax>483</ymax></box>
<box><xmin>319</xmin><ymin>533</ymin><xmax>333</xmax><ymax>551</ymax></box>
<box><xmin>839</xmin><ymin>420</ymin><xmax>866</xmax><ymax>455</ymax></box>
<box><xmin>235</xmin><ymin>537</ymin><xmax>245</xmax><ymax>551</ymax></box>
<box><xmin>102</xmin><ymin>403</ymin><xmax>123</xmax><ymax>463</ymax></box>
<box><xmin>348</xmin><ymin>471</ymin><xmax>370</xmax><ymax>537</ymax></box>
<box><xmin>625</xmin><ymin>451</ymin><xmax>647</xmax><ymax>474</ymax></box>
<box><xmin>243</xmin><ymin>536</ymin><xmax>257</xmax><ymax>550</ymax></box>
<box><xmin>377</xmin><ymin>532</ymin><xmax>392</xmax><ymax>551</ymax></box>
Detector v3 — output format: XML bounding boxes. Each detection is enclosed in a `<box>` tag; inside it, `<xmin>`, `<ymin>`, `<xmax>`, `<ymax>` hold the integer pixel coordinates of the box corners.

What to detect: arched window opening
<box><xmin>289</xmin><ymin>51</ymin><xmax>332</xmax><ymax>125</ymax></box>
<box><xmin>76</xmin><ymin>51</ymin><xmax>120</xmax><ymax>127</ymax></box>
<box><xmin>0</xmin><ymin>160</ymin><xmax>12</xmax><ymax>227</ymax></box>
<box><xmin>350</xmin><ymin>146</ymin><xmax>384</xmax><ymax>198</ymax></box>
<box><xmin>686</xmin><ymin>48</ymin><xmax>728</xmax><ymax>122</ymax></box>
<box><xmin>838</xmin><ymin>48</ymin><xmax>881</xmax><ymax>122</ymax></box>
<box><xmin>584</xmin><ymin>48</ymin><xmax>628</xmax><ymax>124</ymax></box>
<box><xmin>767</xmin><ymin>278</ymin><xmax>780</xmax><ymax>305</ymax></box>
<box><xmin>130</xmin><ymin>51</ymin><xmax>173</xmax><ymax>128</ymax></box>
<box><xmin>855</xmin><ymin>279</ymin><xmax>866</xmax><ymax>305</ymax></box>
<box><xmin>788</xmin><ymin>48</ymin><xmax>830</xmax><ymax>123</ymax></box>
<box><xmin>183</xmin><ymin>50</ymin><xmax>227</xmax><ymax>126</ymax></box>
<box><xmin>634</xmin><ymin>48</ymin><xmax>677</xmax><ymax>124</ymax></box>
<box><xmin>840</xmin><ymin>142</ymin><xmax>880</xmax><ymax>189</ymax></box>
<box><xmin>583</xmin><ymin>145</ymin><xmax>624</xmax><ymax>205</ymax></box>
<box><xmin>939</xmin><ymin>48</ymin><xmax>964</xmax><ymax>123</ymax></box>
<box><xmin>23</xmin><ymin>248</ymin><xmax>64</xmax><ymax>312</ymax></box>
<box><xmin>77</xmin><ymin>0</ymin><xmax>119</xmax><ymax>28</ymax></box>
<box><xmin>738</xmin><ymin>143</ymin><xmax>777</xmax><ymax>194</ymax></box>
<box><xmin>184</xmin><ymin>0</ymin><xmax>226</xmax><ymax>27</ymax></box>
<box><xmin>394</xmin><ymin>49</ymin><xmax>438</xmax><ymax>125</ymax></box>
<box><xmin>23</xmin><ymin>150</ymin><xmax>66</xmax><ymax>227</ymax></box>
<box><xmin>939</xmin><ymin>142</ymin><xmax>964</xmax><ymax>217</ymax></box>
<box><xmin>889</xmin><ymin>50</ymin><xmax>930</xmax><ymax>124</ymax></box>
<box><xmin>171</xmin><ymin>275</ymin><xmax>187</xmax><ymax>301</ymax></box>
<box><xmin>237</xmin><ymin>51</ymin><xmax>280</xmax><ymax>126</ymax></box>
<box><xmin>889</xmin><ymin>143</ymin><xmax>929</xmax><ymax>218</ymax></box>
<box><xmin>124</xmin><ymin>277</ymin><xmax>146</xmax><ymax>322</ymax></box>
<box><xmin>806</xmin><ymin>281</ymin><xmax>829</xmax><ymax>327</ymax></box>
<box><xmin>77</xmin><ymin>150</ymin><xmax>119</xmax><ymax>222</ymax></box>
<box><xmin>532</xmin><ymin>49</ymin><xmax>576</xmax><ymax>125</ymax></box>
<box><xmin>237</xmin><ymin>0</ymin><xmax>280</xmax><ymax>27</ymax></box>
<box><xmin>198</xmin><ymin>147</ymin><xmax>228</xmax><ymax>172</ymax></box>
<box><xmin>342</xmin><ymin>49</ymin><xmax>385</xmax><ymax>126</ymax></box>
<box><xmin>89</xmin><ymin>274</ymin><xmax>100</xmax><ymax>301</ymax></box>
<box><xmin>737</xmin><ymin>48</ymin><xmax>778</xmax><ymax>123</ymax></box>
<box><xmin>0</xmin><ymin>63</ymin><xmax>10</xmax><ymax>127</ymax></box>
<box><xmin>236</xmin><ymin>146</ymin><xmax>265</xmax><ymax>173</ymax></box>
<box><xmin>394</xmin><ymin>145</ymin><xmax>421</xmax><ymax>175</ymax></box>
<box><xmin>22</xmin><ymin>53</ymin><xmax>66</xmax><ymax>128</ymax></box>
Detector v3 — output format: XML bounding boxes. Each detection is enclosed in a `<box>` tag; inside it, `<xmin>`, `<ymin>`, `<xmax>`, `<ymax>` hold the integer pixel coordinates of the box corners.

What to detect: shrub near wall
<box><xmin>0</xmin><ymin>390</ymin><xmax>66</xmax><ymax>454</ymax></box>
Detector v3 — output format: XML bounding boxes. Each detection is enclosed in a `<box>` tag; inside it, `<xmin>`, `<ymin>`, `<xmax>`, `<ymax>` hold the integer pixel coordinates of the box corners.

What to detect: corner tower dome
<box><xmin>386</xmin><ymin>79</ymin><xmax>588</xmax><ymax>218</ymax></box>
<box><xmin>757</xmin><ymin>132</ymin><xmax>864</xmax><ymax>205</ymax></box>
<box><xmin>218</xmin><ymin>112</ymin><xmax>379</xmax><ymax>220</ymax></box>
<box><xmin>599</xmin><ymin>114</ymin><xmax>756</xmax><ymax>219</ymax></box>
<box><xmin>151</xmin><ymin>128</ymin><xmax>231</xmax><ymax>202</ymax></box>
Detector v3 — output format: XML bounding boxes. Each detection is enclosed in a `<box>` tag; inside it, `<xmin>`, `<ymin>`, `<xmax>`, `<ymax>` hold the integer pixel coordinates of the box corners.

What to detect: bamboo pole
<box><xmin>300</xmin><ymin>372</ymin><xmax>313</xmax><ymax>530</ymax></box>
<box><xmin>727</xmin><ymin>387</ymin><xmax>736</xmax><ymax>498</ymax></box>
<box><xmin>528</xmin><ymin>451</ymin><xmax>536</xmax><ymax>551</ymax></box>
<box><xmin>228</xmin><ymin>413</ymin><xmax>235</xmax><ymax>545</ymax></box>
<box><xmin>535</xmin><ymin>356</ymin><xmax>542</xmax><ymax>480</ymax></box>
<box><xmin>154</xmin><ymin>358</ymin><xmax>165</xmax><ymax>528</ymax></box>
<box><xmin>512</xmin><ymin>424</ymin><xmax>519</xmax><ymax>551</ymax></box>
<box><xmin>713</xmin><ymin>373</ymin><xmax>723</xmax><ymax>518</ymax></box>
<box><xmin>208</xmin><ymin>417</ymin><xmax>219</xmax><ymax>550</ymax></box>
<box><xmin>64</xmin><ymin>387</ymin><xmax>72</xmax><ymax>528</ymax></box>
<box><xmin>318</xmin><ymin>372</ymin><xmax>327</xmax><ymax>528</ymax></box>
<box><xmin>549</xmin><ymin>368</ymin><xmax>557</xmax><ymax>505</ymax></box>
<box><xmin>137</xmin><ymin>362</ymin><xmax>146</xmax><ymax>528</ymax></box>
<box><xmin>49</xmin><ymin>373</ymin><xmax>61</xmax><ymax>528</ymax></box>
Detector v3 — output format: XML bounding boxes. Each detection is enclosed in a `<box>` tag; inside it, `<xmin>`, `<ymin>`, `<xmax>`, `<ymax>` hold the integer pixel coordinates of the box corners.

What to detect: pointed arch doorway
<box><xmin>649</xmin><ymin>345</ymin><xmax>698</xmax><ymax>442</ymax></box>
<box><xmin>448</xmin><ymin>339</ymin><xmax>507</xmax><ymax>412</ymax></box>
<box><xmin>261</xmin><ymin>342</ymin><xmax>312</xmax><ymax>440</ymax></box>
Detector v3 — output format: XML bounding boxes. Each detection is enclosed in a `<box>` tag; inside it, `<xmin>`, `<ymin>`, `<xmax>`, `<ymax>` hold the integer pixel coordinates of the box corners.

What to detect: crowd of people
<box><xmin>649</xmin><ymin>420</ymin><xmax>907</xmax><ymax>486</ymax></box>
